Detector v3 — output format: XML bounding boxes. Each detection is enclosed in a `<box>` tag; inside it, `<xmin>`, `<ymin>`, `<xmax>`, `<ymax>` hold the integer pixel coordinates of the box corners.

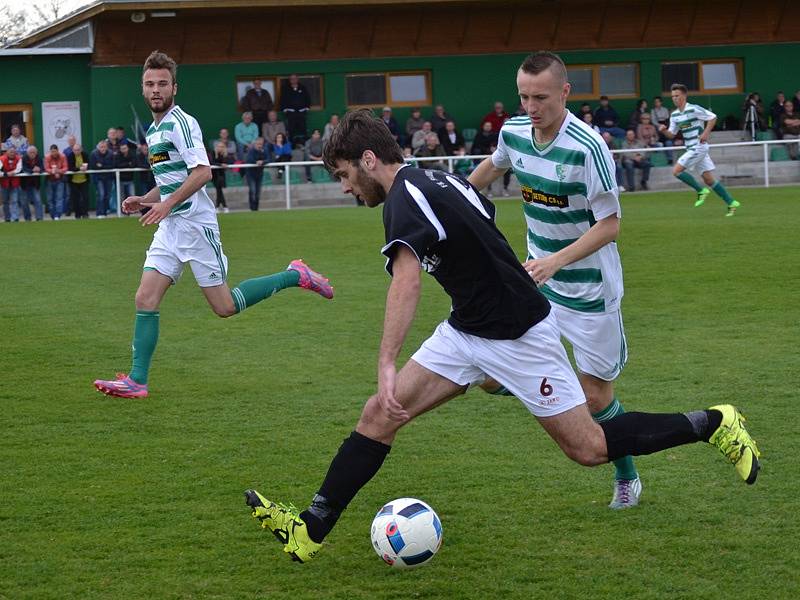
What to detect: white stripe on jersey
<box><xmin>404</xmin><ymin>180</ymin><xmax>447</xmax><ymax>241</ymax></box>
<box><xmin>668</xmin><ymin>102</ymin><xmax>716</xmax><ymax>149</ymax></box>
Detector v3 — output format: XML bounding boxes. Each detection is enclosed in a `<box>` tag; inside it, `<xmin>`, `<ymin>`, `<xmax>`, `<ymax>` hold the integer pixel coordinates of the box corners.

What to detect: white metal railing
<box><xmin>2</xmin><ymin>138</ymin><xmax>796</xmax><ymax>215</ymax></box>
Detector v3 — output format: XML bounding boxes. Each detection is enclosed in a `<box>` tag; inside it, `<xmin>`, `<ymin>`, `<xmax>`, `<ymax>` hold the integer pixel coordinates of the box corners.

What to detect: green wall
<box><xmin>2</xmin><ymin>42</ymin><xmax>795</xmax><ymax>150</ymax></box>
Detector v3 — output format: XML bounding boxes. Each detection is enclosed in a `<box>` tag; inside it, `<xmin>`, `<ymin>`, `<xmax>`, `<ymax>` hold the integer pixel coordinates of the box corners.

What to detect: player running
<box><xmin>93</xmin><ymin>51</ymin><xmax>332</xmax><ymax>399</ymax></box>
<box><xmin>243</xmin><ymin>109</ymin><xmax>759</xmax><ymax>563</ymax></box>
<box><xmin>469</xmin><ymin>51</ymin><xmax>640</xmax><ymax>508</ymax></box>
<box><xmin>660</xmin><ymin>83</ymin><xmax>740</xmax><ymax>216</ymax></box>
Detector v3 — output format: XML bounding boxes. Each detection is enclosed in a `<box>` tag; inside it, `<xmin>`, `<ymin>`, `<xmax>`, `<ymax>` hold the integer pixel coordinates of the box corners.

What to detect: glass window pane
<box><xmin>389</xmin><ymin>74</ymin><xmax>428</xmax><ymax>103</ymax></box>
<box><xmin>599</xmin><ymin>65</ymin><xmax>636</xmax><ymax>96</ymax></box>
<box><xmin>567</xmin><ymin>67</ymin><xmax>593</xmax><ymax>95</ymax></box>
<box><xmin>346</xmin><ymin>74</ymin><xmax>386</xmax><ymax>106</ymax></box>
<box><xmin>237</xmin><ymin>79</ymin><xmax>276</xmax><ymax>107</ymax></box>
<box><xmin>662</xmin><ymin>63</ymin><xmax>699</xmax><ymax>92</ymax></box>
<box><xmin>702</xmin><ymin>63</ymin><xmax>737</xmax><ymax>90</ymax></box>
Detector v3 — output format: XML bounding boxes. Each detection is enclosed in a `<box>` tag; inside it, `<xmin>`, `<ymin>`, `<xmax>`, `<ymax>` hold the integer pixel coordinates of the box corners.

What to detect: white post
<box><xmin>763</xmin><ymin>142</ymin><xmax>770</xmax><ymax>188</ymax></box>
<box><xmin>115</xmin><ymin>169</ymin><xmax>122</xmax><ymax>217</ymax></box>
<box><xmin>284</xmin><ymin>163</ymin><xmax>291</xmax><ymax>210</ymax></box>
<box><xmin>447</xmin><ymin>156</ymin><xmax>454</xmax><ymax>173</ymax></box>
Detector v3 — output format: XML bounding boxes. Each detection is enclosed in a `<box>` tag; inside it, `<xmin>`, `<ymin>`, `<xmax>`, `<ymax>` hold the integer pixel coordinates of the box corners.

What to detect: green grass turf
<box><xmin>1</xmin><ymin>187</ymin><xmax>798</xmax><ymax>599</ymax></box>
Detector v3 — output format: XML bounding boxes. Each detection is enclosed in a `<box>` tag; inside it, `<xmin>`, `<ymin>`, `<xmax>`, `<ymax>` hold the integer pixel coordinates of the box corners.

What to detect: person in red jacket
<box><xmin>480</xmin><ymin>101</ymin><xmax>510</xmax><ymax>133</ymax></box>
<box><xmin>1</xmin><ymin>145</ymin><xmax>23</xmax><ymax>222</ymax></box>
<box><xmin>44</xmin><ymin>144</ymin><xmax>68</xmax><ymax>220</ymax></box>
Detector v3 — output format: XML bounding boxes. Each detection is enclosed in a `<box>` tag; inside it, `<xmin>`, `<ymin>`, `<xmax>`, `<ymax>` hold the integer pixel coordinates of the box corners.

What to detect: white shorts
<box><xmin>677</xmin><ymin>145</ymin><xmax>715</xmax><ymax>173</ymax></box>
<box><xmin>411</xmin><ymin>312</ymin><xmax>586</xmax><ymax>418</ymax></box>
<box><xmin>550</xmin><ymin>304</ymin><xmax>627</xmax><ymax>381</ymax></box>
<box><xmin>143</xmin><ymin>216</ymin><xmax>229</xmax><ymax>287</ymax></box>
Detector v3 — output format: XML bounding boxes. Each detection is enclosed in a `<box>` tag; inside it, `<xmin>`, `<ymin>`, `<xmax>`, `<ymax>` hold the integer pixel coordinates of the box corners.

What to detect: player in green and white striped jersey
<box><xmin>660</xmin><ymin>83</ymin><xmax>740</xmax><ymax>216</ymax></box>
<box><xmin>470</xmin><ymin>51</ymin><xmax>641</xmax><ymax>508</ymax></box>
<box><xmin>93</xmin><ymin>51</ymin><xmax>333</xmax><ymax>399</ymax></box>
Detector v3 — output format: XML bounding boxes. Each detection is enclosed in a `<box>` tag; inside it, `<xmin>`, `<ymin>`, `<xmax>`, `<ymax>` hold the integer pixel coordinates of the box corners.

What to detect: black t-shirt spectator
<box><xmin>470</xmin><ymin>130</ymin><xmax>498</xmax><ymax>156</ymax></box>
<box><xmin>381</xmin><ymin>166</ymin><xmax>550</xmax><ymax>339</ymax></box>
<box><xmin>114</xmin><ymin>151</ymin><xmax>136</xmax><ymax>182</ymax></box>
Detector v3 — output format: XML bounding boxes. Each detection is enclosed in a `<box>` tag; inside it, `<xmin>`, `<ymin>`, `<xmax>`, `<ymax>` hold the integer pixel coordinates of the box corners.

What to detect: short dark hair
<box><xmin>670</xmin><ymin>83</ymin><xmax>688</xmax><ymax>94</ymax></box>
<box><xmin>653</xmin><ymin>95</ymin><xmax>663</xmax><ymax>101</ymax></box>
<box><xmin>143</xmin><ymin>50</ymin><xmax>177</xmax><ymax>84</ymax></box>
<box><xmin>323</xmin><ymin>109</ymin><xmax>403</xmax><ymax>173</ymax></box>
<box><xmin>519</xmin><ymin>51</ymin><xmax>567</xmax><ymax>83</ymax></box>
<box><xmin>600</xmin><ymin>95</ymin><xmax>609</xmax><ymax>100</ymax></box>
<box><xmin>49</xmin><ymin>144</ymin><xmax>59</xmax><ymax>151</ymax></box>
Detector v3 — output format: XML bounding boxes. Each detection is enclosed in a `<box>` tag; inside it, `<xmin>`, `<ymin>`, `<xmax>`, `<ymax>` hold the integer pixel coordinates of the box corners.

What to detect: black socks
<box><xmin>301</xmin><ymin>431</ymin><xmax>391</xmax><ymax>543</ymax></box>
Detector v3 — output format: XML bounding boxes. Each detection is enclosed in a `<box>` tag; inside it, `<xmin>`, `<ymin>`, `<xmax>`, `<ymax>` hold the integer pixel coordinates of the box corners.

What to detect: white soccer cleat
<box><xmin>608</xmin><ymin>477</ymin><xmax>642</xmax><ymax>509</ymax></box>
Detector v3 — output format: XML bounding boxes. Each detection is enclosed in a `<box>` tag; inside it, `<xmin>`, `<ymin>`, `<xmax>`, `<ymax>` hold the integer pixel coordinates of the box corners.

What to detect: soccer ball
<box><xmin>370</xmin><ymin>497</ymin><xmax>443</xmax><ymax>568</ymax></box>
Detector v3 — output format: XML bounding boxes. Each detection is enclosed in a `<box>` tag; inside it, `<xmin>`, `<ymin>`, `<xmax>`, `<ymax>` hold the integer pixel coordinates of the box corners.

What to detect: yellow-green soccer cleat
<box><xmin>694</xmin><ymin>187</ymin><xmax>711</xmax><ymax>207</ymax></box>
<box><xmin>244</xmin><ymin>489</ymin><xmax>322</xmax><ymax>563</ymax></box>
<box><xmin>725</xmin><ymin>199</ymin><xmax>741</xmax><ymax>217</ymax></box>
<box><xmin>707</xmin><ymin>405</ymin><xmax>761</xmax><ymax>484</ymax></box>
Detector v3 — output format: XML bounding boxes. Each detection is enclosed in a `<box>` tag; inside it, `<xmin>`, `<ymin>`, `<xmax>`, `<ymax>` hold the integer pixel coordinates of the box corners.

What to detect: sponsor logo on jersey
<box><xmin>555</xmin><ymin>164</ymin><xmax>566</xmax><ymax>181</ymax></box>
<box><xmin>149</xmin><ymin>151</ymin><xmax>170</xmax><ymax>166</ymax></box>
<box><xmin>520</xmin><ymin>184</ymin><xmax>568</xmax><ymax>208</ymax></box>
<box><xmin>421</xmin><ymin>253</ymin><xmax>441</xmax><ymax>273</ymax></box>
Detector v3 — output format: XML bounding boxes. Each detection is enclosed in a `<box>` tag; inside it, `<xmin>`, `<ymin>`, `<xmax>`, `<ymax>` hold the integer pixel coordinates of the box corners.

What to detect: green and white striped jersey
<box><xmin>492</xmin><ymin>110</ymin><xmax>623</xmax><ymax>313</ymax></box>
<box><xmin>146</xmin><ymin>104</ymin><xmax>215</xmax><ymax>220</ymax></box>
<box><xmin>668</xmin><ymin>102</ymin><xmax>716</xmax><ymax>149</ymax></box>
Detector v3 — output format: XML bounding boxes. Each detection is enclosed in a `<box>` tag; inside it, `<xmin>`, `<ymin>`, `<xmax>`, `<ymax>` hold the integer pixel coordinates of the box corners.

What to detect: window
<box><xmin>566</xmin><ymin>64</ymin><xmax>638</xmax><ymax>100</ymax></box>
<box><xmin>661</xmin><ymin>60</ymin><xmax>742</xmax><ymax>94</ymax></box>
<box><xmin>235</xmin><ymin>75</ymin><xmax>324</xmax><ymax>111</ymax></box>
<box><xmin>346</xmin><ymin>71</ymin><xmax>431</xmax><ymax>108</ymax></box>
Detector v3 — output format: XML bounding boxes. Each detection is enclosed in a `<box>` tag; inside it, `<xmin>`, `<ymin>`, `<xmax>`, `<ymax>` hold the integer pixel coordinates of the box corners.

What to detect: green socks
<box><xmin>676</xmin><ymin>171</ymin><xmax>703</xmax><ymax>192</ymax></box>
<box><xmin>711</xmin><ymin>181</ymin><xmax>736</xmax><ymax>205</ymax></box>
<box><xmin>230</xmin><ymin>270</ymin><xmax>300</xmax><ymax>313</ymax></box>
<box><xmin>593</xmin><ymin>397</ymin><xmax>639</xmax><ymax>481</ymax></box>
<box><xmin>129</xmin><ymin>310</ymin><xmax>159</xmax><ymax>385</ymax></box>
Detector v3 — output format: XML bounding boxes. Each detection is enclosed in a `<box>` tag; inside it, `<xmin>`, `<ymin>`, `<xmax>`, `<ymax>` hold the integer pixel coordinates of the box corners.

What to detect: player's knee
<box><xmin>135</xmin><ymin>289</ymin><xmax>159</xmax><ymax>311</ymax></box>
<box><xmin>213</xmin><ymin>304</ymin><xmax>237</xmax><ymax>318</ymax></box>
<box><xmin>559</xmin><ymin>433</ymin><xmax>607</xmax><ymax>466</ymax></box>
<box><xmin>358</xmin><ymin>395</ymin><xmax>408</xmax><ymax>436</ymax></box>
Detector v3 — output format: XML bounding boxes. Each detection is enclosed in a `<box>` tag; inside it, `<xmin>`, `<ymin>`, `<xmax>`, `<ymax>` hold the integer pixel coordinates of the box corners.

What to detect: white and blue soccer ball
<box><xmin>370</xmin><ymin>497</ymin><xmax>443</xmax><ymax>568</ymax></box>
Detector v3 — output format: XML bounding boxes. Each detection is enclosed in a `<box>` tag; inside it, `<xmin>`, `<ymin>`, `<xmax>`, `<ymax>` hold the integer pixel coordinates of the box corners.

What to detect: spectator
<box><xmin>280</xmin><ymin>74</ymin><xmax>311</xmax><ymax>145</ymax></box>
<box><xmin>438</xmin><ymin>120</ymin><xmax>465</xmax><ymax>156</ymax></box>
<box><xmin>601</xmin><ymin>132</ymin><xmax>625</xmax><ymax>191</ymax></box>
<box><xmin>770</xmin><ymin>91</ymin><xmax>785</xmax><ymax>135</ymax></box>
<box><xmin>44</xmin><ymin>144</ymin><xmax>68</xmax><ymax>220</ymax></box>
<box><xmin>5</xmin><ymin>124</ymin><xmax>29</xmax><ymax>153</ymax></box>
<box><xmin>89</xmin><ymin>140</ymin><xmax>114</xmax><ymax>218</ymax></box>
<box><xmin>240</xmin><ymin>79</ymin><xmax>274</xmax><ymax>133</ymax></box>
<box><xmin>117</xmin><ymin>125</ymin><xmax>136</xmax><ymax>150</ymax></box>
<box><xmin>62</xmin><ymin>135</ymin><xmax>77</xmax><ymax>216</ymax></box>
<box><xmin>304</xmin><ymin>128</ymin><xmax>324</xmax><ymax>179</ymax></box>
<box><xmin>114</xmin><ymin>142</ymin><xmax>137</xmax><ymax>201</ymax></box>
<box><xmin>636</xmin><ymin>111</ymin><xmax>671</xmax><ymax>164</ymax></box>
<box><xmin>470</xmin><ymin>121</ymin><xmax>511</xmax><ymax>197</ymax></box>
<box><xmin>411</xmin><ymin>121</ymin><xmax>434</xmax><ymax>151</ymax></box>
<box><xmin>793</xmin><ymin>90</ymin><xmax>800</xmax><ymax>115</ymax></box>
<box><xmin>270</xmin><ymin>132</ymin><xmax>293</xmax><ymax>178</ymax></box>
<box><xmin>235</xmin><ymin>112</ymin><xmax>259</xmax><ymax>160</ymax></box>
<box><xmin>576</xmin><ymin>102</ymin><xmax>592</xmax><ymax>119</ymax></box>
<box><xmin>135</xmin><ymin>143</ymin><xmax>155</xmax><ymax>196</ymax></box>
<box><xmin>210</xmin><ymin>141</ymin><xmax>232</xmax><ymax>213</ymax></box>
<box><xmin>67</xmin><ymin>143</ymin><xmax>90</xmax><ymax>218</ymax></box>
<box><xmin>620</xmin><ymin>129</ymin><xmax>652</xmax><ymax>192</ymax></box>
<box><xmin>380</xmin><ymin>107</ymin><xmax>401</xmax><ymax>143</ymax></box>
<box><xmin>245</xmin><ymin>137</ymin><xmax>267</xmax><ymax>211</ymax></box>
<box><xmin>105</xmin><ymin>127</ymin><xmax>121</xmax><ymax>155</ymax></box>
<box><xmin>778</xmin><ymin>100</ymin><xmax>800</xmax><ymax>160</ymax></box>
<box><xmin>480</xmin><ymin>101</ymin><xmax>510</xmax><ymax>133</ymax></box>
<box><xmin>452</xmin><ymin>146</ymin><xmax>472</xmax><ymax>176</ymax></box>
<box><xmin>742</xmin><ymin>92</ymin><xmax>767</xmax><ymax>135</ymax></box>
<box><xmin>213</xmin><ymin>128</ymin><xmax>237</xmax><ymax>159</ymax></box>
<box><xmin>405</xmin><ymin>108</ymin><xmax>425</xmax><ymax>142</ymax></box>
<box><xmin>414</xmin><ymin>132</ymin><xmax>447</xmax><ymax>171</ymax></box>
<box><xmin>321</xmin><ymin>113</ymin><xmax>339</xmax><ymax>145</ymax></box>
<box><xmin>628</xmin><ymin>99</ymin><xmax>648</xmax><ymax>129</ymax></box>
<box><xmin>650</xmin><ymin>96</ymin><xmax>670</xmax><ymax>128</ymax></box>
<box><xmin>582</xmin><ymin>112</ymin><xmax>600</xmax><ymax>133</ymax></box>
<box><xmin>429</xmin><ymin>104</ymin><xmax>454</xmax><ymax>134</ymax></box>
<box><xmin>594</xmin><ymin>96</ymin><xmax>625</xmax><ymax>138</ymax></box>
<box><xmin>262</xmin><ymin>110</ymin><xmax>287</xmax><ymax>146</ymax></box>
<box><xmin>20</xmin><ymin>145</ymin><xmax>44</xmax><ymax>221</ymax></box>
<box><xmin>104</xmin><ymin>127</ymin><xmax>122</xmax><ymax>212</ymax></box>
<box><xmin>401</xmin><ymin>146</ymin><xmax>418</xmax><ymax>167</ymax></box>
<box><xmin>0</xmin><ymin>145</ymin><xmax>23</xmax><ymax>222</ymax></box>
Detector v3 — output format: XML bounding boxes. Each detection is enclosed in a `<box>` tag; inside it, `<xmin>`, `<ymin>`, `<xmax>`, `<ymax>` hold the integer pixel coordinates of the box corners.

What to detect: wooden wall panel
<box><xmin>551</xmin><ymin>2</ymin><xmax>602</xmax><ymax>48</ymax></box>
<box><xmin>599</xmin><ymin>0</ymin><xmax>651</xmax><ymax>47</ymax></box>
<box><xmin>460</xmin><ymin>8</ymin><xmax>513</xmax><ymax>52</ymax></box>
<box><xmin>507</xmin><ymin>6</ymin><xmax>558</xmax><ymax>51</ymax></box>
<box><xmin>369</xmin><ymin>10</ymin><xmax>423</xmax><ymax>57</ymax></box>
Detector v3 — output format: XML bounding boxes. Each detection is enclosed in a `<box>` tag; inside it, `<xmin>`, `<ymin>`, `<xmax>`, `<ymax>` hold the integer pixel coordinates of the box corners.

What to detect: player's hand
<box><xmin>658</xmin><ymin>124</ymin><xmax>667</xmax><ymax>132</ymax></box>
<box><xmin>138</xmin><ymin>201</ymin><xmax>171</xmax><ymax>226</ymax></box>
<box><xmin>377</xmin><ymin>362</ymin><xmax>409</xmax><ymax>422</ymax></box>
<box><xmin>523</xmin><ymin>256</ymin><xmax>561</xmax><ymax>287</ymax></box>
<box><xmin>122</xmin><ymin>195</ymin><xmax>145</xmax><ymax>213</ymax></box>
<box><xmin>699</xmin><ymin>133</ymin><xmax>709</xmax><ymax>143</ymax></box>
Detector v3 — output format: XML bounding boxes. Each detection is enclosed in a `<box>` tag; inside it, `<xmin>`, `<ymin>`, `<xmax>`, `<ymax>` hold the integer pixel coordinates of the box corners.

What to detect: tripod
<box><xmin>743</xmin><ymin>102</ymin><xmax>758</xmax><ymax>141</ymax></box>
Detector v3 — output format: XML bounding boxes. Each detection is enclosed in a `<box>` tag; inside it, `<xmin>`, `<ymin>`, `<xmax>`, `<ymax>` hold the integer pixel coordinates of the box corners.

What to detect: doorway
<box><xmin>0</xmin><ymin>104</ymin><xmax>34</xmax><ymax>145</ymax></box>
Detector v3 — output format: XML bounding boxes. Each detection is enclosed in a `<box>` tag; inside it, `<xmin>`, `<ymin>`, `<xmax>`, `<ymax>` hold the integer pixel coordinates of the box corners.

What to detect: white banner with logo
<box><xmin>41</xmin><ymin>101</ymin><xmax>81</xmax><ymax>152</ymax></box>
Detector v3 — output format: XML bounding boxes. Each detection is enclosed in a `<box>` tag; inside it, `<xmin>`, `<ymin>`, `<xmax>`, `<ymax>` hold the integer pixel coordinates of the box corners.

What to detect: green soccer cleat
<box><xmin>725</xmin><ymin>199</ymin><xmax>741</xmax><ymax>217</ymax></box>
<box><xmin>707</xmin><ymin>405</ymin><xmax>761</xmax><ymax>484</ymax></box>
<box><xmin>244</xmin><ymin>489</ymin><xmax>322</xmax><ymax>563</ymax></box>
<box><xmin>694</xmin><ymin>188</ymin><xmax>711</xmax><ymax>207</ymax></box>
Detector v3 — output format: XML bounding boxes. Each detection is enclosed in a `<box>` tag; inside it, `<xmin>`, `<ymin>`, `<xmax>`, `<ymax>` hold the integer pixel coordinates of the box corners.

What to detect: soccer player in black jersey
<box><xmin>243</xmin><ymin>109</ymin><xmax>760</xmax><ymax>563</ymax></box>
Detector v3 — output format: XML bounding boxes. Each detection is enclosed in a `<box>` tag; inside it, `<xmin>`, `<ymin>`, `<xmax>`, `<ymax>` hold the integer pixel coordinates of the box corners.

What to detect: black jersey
<box><xmin>381</xmin><ymin>166</ymin><xmax>550</xmax><ymax>339</ymax></box>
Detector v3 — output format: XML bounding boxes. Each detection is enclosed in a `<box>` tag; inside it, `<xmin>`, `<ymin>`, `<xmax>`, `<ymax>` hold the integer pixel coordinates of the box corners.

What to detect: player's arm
<box><xmin>468</xmin><ymin>157</ymin><xmax>506</xmax><ymax>191</ymax></box>
<box><xmin>139</xmin><ymin>165</ymin><xmax>212</xmax><ymax>225</ymax></box>
<box><xmin>525</xmin><ymin>214</ymin><xmax>619</xmax><ymax>285</ymax></box>
<box><xmin>122</xmin><ymin>184</ymin><xmax>160</xmax><ymax>214</ymax></box>
<box><xmin>698</xmin><ymin>117</ymin><xmax>717</xmax><ymax>144</ymax></box>
<box><xmin>377</xmin><ymin>244</ymin><xmax>421</xmax><ymax>421</ymax></box>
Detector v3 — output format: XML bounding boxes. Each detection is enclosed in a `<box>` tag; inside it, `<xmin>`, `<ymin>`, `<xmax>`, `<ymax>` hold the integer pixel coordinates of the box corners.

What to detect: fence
<box><xmin>4</xmin><ymin>138</ymin><xmax>798</xmax><ymax>216</ymax></box>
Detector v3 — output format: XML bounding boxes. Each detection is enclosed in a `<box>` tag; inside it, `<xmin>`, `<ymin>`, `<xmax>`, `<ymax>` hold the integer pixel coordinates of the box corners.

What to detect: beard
<box><xmin>146</xmin><ymin>92</ymin><xmax>174</xmax><ymax>115</ymax></box>
<box><xmin>353</xmin><ymin>164</ymin><xmax>386</xmax><ymax>207</ymax></box>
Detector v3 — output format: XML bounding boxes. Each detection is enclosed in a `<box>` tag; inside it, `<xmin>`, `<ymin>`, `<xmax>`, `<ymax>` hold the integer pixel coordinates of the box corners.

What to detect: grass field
<box><xmin>2</xmin><ymin>187</ymin><xmax>798</xmax><ymax>599</ymax></box>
